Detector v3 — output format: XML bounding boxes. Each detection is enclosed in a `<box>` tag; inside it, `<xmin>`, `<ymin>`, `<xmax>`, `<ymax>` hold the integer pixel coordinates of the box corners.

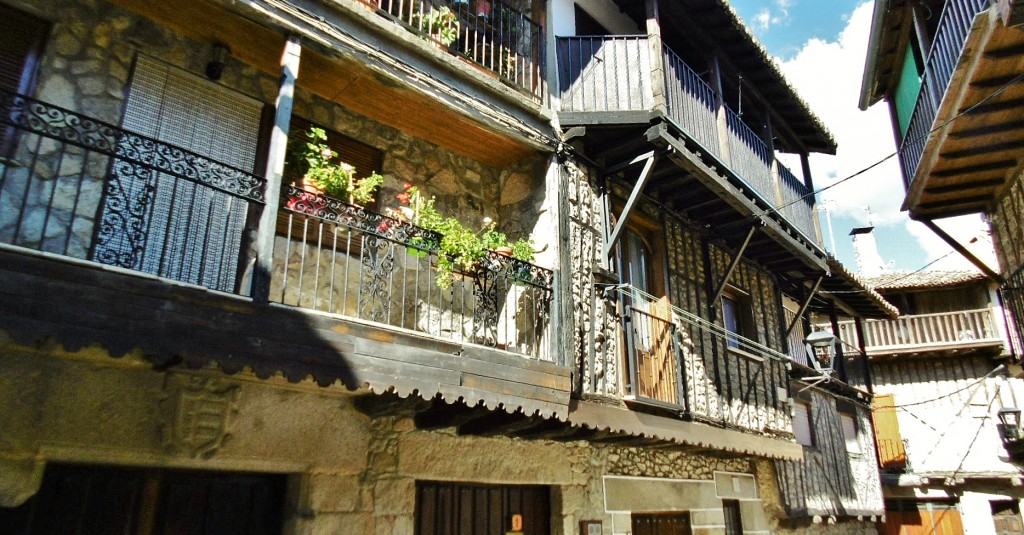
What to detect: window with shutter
<box><xmin>284</xmin><ymin>116</ymin><xmax>384</xmax><ymax>209</ymax></box>
<box><xmin>840</xmin><ymin>411</ymin><xmax>861</xmax><ymax>453</ymax></box>
<box><xmin>0</xmin><ymin>5</ymin><xmax>49</xmax><ymax>157</ymax></box>
<box><xmin>872</xmin><ymin>393</ymin><xmax>908</xmax><ymax>469</ymax></box>
<box><xmin>794</xmin><ymin>400</ymin><xmax>814</xmax><ymax>447</ymax></box>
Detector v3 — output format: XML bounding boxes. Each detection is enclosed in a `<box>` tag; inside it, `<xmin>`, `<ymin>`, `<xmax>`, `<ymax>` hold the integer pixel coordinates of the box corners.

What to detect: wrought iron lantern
<box><xmin>998</xmin><ymin>407</ymin><xmax>1022</xmax><ymax>441</ymax></box>
<box><xmin>804</xmin><ymin>330</ymin><xmax>838</xmax><ymax>374</ymax></box>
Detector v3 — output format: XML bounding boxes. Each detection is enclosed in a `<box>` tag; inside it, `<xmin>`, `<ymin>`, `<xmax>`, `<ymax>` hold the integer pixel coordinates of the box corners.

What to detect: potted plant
<box><xmin>413</xmin><ymin>5</ymin><xmax>460</xmax><ymax>48</ymax></box>
<box><xmin>393</xmin><ymin>183</ymin><xmax>535</xmax><ymax>288</ymax></box>
<box><xmin>292</xmin><ymin>127</ymin><xmax>383</xmax><ymax>206</ymax></box>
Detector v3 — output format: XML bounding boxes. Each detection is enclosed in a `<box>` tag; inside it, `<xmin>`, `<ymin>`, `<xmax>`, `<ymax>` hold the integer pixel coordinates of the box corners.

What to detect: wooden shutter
<box><xmin>0</xmin><ymin>5</ymin><xmax>49</xmax><ymax>156</ymax></box>
<box><xmin>637</xmin><ymin>296</ymin><xmax>679</xmax><ymax>404</ymax></box>
<box><xmin>94</xmin><ymin>55</ymin><xmax>263</xmax><ymax>291</ymax></box>
<box><xmin>840</xmin><ymin>412</ymin><xmax>861</xmax><ymax>453</ymax></box>
<box><xmin>794</xmin><ymin>400</ymin><xmax>813</xmax><ymax>447</ymax></box>
<box><xmin>872</xmin><ymin>393</ymin><xmax>907</xmax><ymax>468</ymax></box>
<box><xmin>0</xmin><ymin>5</ymin><xmax>48</xmax><ymax>94</ymax></box>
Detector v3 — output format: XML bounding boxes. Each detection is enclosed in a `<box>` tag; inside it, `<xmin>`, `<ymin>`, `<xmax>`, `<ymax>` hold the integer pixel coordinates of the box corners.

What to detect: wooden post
<box><xmin>251</xmin><ymin>35</ymin><xmax>301</xmax><ymax>302</ymax></box>
<box><xmin>709</xmin><ymin>56</ymin><xmax>732</xmax><ymax>166</ymax></box>
<box><xmin>644</xmin><ymin>0</ymin><xmax>667</xmax><ymax>114</ymax></box>
<box><xmin>828</xmin><ymin>300</ymin><xmax>848</xmax><ymax>383</ymax></box>
<box><xmin>854</xmin><ymin>316</ymin><xmax>874</xmax><ymax>394</ymax></box>
<box><xmin>800</xmin><ymin>152</ymin><xmax>826</xmax><ymax>246</ymax></box>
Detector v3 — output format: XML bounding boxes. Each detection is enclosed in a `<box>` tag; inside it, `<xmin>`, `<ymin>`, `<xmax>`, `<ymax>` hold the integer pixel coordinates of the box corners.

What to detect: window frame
<box><xmin>721</xmin><ymin>285</ymin><xmax>758</xmax><ymax>354</ymax></box>
<box><xmin>839</xmin><ymin>408</ymin><xmax>862</xmax><ymax>454</ymax></box>
<box><xmin>793</xmin><ymin>399</ymin><xmax>815</xmax><ymax>448</ymax></box>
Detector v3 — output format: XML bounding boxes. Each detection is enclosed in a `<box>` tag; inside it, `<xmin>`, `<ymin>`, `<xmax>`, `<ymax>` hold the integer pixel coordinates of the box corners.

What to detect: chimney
<box><xmin>850</xmin><ymin>226</ymin><xmax>886</xmax><ymax>278</ymax></box>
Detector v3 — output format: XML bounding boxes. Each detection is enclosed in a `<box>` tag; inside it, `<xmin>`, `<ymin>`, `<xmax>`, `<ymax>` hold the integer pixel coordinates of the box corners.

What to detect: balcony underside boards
<box><xmin>107</xmin><ymin>0</ymin><xmax>547</xmax><ymax>168</ymax></box>
<box><xmin>0</xmin><ymin>247</ymin><xmax>571</xmax><ymax>420</ymax></box>
<box><xmin>866</xmin><ymin>339</ymin><xmax>1005</xmax><ymax>359</ymax></box>
<box><xmin>907</xmin><ymin>9</ymin><xmax>1024</xmax><ymax>219</ymax></box>
<box><xmin>404</xmin><ymin>395</ymin><xmax>803</xmax><ymax>460</ymax></box>
<box><xmin>571</xmin><ymin>120</ymin><xmax>827</xmax><ymax>275</ymax></box>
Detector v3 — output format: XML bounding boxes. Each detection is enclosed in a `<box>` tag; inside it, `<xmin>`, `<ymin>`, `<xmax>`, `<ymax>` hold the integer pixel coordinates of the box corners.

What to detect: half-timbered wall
<box><xmin>773</xmin><ymin>390</ymin><xmax>884</xmax><ymax>522</ymax></box>
<box><xmin>568</xmin><ymin>158</ymin><xmax>791</xmax><ymax>434</ymax></box>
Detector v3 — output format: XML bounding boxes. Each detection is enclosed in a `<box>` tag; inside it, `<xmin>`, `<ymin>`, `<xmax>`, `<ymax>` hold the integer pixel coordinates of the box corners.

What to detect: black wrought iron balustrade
<box><xmin>274</xmin><ymin>186</ymin><xmax>553</xmax><ymax>360</ymax></box>
<box><xmin>899</xmin><ymin>0</ymin><xmax>989</xmax><ymax>184</ymax></box>
<box><xmin>0</xmin><ymin>89</ymin><xmax>265</xmax><ymax>293</ymax></box>
<box><xmin>372</xmin><ymin>0</ymin><xmax>543</xmax><ymax>98</ymax></box>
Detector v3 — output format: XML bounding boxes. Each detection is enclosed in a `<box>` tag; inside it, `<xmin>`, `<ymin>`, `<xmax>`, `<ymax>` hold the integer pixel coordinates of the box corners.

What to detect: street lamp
<box><xmin>804</xmin><ymin>330</ymin><xmax>838</xmax><ymax>374</ymax></box>
<box><xmin>998</xmin><ymin>407</ymin><xmax>1022</xmax><ymax>441</ymax></box>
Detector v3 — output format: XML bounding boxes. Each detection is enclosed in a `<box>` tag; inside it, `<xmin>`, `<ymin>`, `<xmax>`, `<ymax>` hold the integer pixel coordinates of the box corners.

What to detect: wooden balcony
<box><xmin>834</xmin><ymin>308</ymin><xmax>1007</xmax><ymax>357</ymax></box>
<box><xmin>897</xmin><ymin>0</ymin><xmax>1024</xmax><ymax>218</ymax></box>
<box><xmin>556</xmin><ymin>36</ymin><xmax>819</xmax><ymax>243</ymax></box>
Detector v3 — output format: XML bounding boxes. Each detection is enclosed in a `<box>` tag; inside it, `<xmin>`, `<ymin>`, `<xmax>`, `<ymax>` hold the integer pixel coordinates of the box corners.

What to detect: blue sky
<box><xmin>731</xmin><ymin>0</ymin><xmax>865</xmax><ymax>59</ymax></box>
<box><xmin>724</xmin><ymin>0</ymin><xmax>995</xmax><ymax>274</ymax></box>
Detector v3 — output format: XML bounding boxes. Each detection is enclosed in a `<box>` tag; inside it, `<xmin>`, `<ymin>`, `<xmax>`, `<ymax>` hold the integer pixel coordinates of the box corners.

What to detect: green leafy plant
<box><xmin>297</xmin><ymin>127</ymin><xmax>382</xmax><ymax>205</ymax></box>
<box><xmin>413</xmin><ymin>5</ymin><xmax>459</xmax><ymax>47</ymax></box>
<box><xmin>395</xmin><ymin>184</ymin><xmax>536</xmax><ymax>289</ymax></box>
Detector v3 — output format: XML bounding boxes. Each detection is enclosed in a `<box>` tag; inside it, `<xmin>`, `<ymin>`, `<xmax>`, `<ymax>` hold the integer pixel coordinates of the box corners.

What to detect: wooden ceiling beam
<box><xmin>931</xmin><ymin>159</ymin><xmax>1016</xmax><ymax>178</ymax></box>
<box><xmin>924</xmin><ymin>177</ymin><xmax>1005</xmax><ymax>194</ymax></box>
<box><xmin>939</xmin><ymin>139</ymin><xmax>1024</xmax><ymax>159</ymax></box>
<box><xmin>949</xmin><ymin>118</ymin><xmax>1024</xmax><ymax>138</ymax></box>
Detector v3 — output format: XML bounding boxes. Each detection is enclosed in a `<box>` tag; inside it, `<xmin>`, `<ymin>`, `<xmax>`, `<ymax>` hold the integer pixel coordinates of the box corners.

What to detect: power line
<box><xmin>819</xmin><ymin>250</ymin><xmax>958</xmax><ymax>295</ymax></box>
<box><xmin>761</xmin><ymin>70</ymin><xmax>1024</xmax><ymax>216</ymax></box>
<box><xmin>874</xmin><ymin>365</ymin><xmax>1006</xmax><ymax>409</ymax></box>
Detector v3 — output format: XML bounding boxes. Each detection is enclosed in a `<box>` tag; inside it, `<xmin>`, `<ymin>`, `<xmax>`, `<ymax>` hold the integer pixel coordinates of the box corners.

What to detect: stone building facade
<box><xmin>0</xmin><ymin>0</ymin><xmax>892</xmax><ymax>533</ymax></box>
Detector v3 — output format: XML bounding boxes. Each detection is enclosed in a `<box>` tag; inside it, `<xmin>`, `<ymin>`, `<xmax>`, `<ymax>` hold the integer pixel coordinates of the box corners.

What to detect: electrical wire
<box><xmin>818</xmin><ymin>250</ymin><xmax>958</xmax><ymax>295</ymax></box>
<box><xmin>759</xmin><ymin>70</ymin><xmax>1024</xmax><ymax>217</ymax></box>
<box><xmin>874</xmin><ymin>364</ymin><xmax>1006</xmax><ymax>409</ymax></box>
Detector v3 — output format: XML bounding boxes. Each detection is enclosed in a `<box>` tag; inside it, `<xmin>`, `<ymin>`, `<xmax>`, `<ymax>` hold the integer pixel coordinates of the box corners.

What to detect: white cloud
<box><xmin>773</xmin><ymin>1</ymin><xmax>997</xmax><ymax>272</ymax></box>
<box><xmin>752</xmin><ymin>0</ymin><xmax>792</xmax><ymax>32</ymax></box>
<box><xmin>754</xmin><ymin>8</ymin><xmax>773</xmax><ymax>31</ymax></box>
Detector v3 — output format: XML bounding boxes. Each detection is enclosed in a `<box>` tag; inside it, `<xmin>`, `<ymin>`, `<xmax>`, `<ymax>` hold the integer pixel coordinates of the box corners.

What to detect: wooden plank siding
<box><xmin>0</xmin><ymin>247</ymin><xmax>572</xmax><ymax>419</ymax></box>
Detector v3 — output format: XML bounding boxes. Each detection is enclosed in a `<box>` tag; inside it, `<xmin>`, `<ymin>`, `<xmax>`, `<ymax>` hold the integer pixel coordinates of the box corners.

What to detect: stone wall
<box><xmin>0</xmin><ymin>334</ymin><xmax>786</xmax><ymax>534</ymax></box>
<box><xmin>992</xmin><ymin>169</ymin><xmax>1024</xmax><ymax>274</ymax></box>
<box><xmin>0</xmin><ymin>0</ymin><xmax>549</xmax><ymax>287</ymax></box>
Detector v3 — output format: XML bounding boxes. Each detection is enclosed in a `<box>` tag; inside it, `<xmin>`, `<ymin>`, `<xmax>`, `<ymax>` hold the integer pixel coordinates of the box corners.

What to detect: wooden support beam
<box><xmin>949</xmin><ymin>118</ymin><xmax>1024</xmax><ymax>138</ymax></box>
<box><xmin>711</xmin><ymin>224</ymin><xmax>759</xmax><ymax>305</ymax></box>
<box><xmin>604</xmin><ymin>152</ymin><xmax>658</xmax><ymax>258</ymax></box>
<box><xmin>784</xmin><ymin>276</ymin><xmax>823</xmax><ymax>341</ymax></box>
<box><xmin>251</xmin><ymin>35</ymin><xmax>300</xmax><ymax>302</ymax></box>
<box><xmin>918</xmin><ymin>218</ymin><xmax>1003</xmax><ymax>283</ymax></box>
<box><xmin>931</xmin><ymin>160</ymin><xmax>1016</xmax><ymax>178</ymax></box>
<box><xmin>924</xmin><ymin>178</ymin><xmax>1005</xmax><ymax>194</ymax></box>
<box><xmin>940</xmin><ymin>140</ymin><xmax>1024</xmax><ymax>159</ymax></box>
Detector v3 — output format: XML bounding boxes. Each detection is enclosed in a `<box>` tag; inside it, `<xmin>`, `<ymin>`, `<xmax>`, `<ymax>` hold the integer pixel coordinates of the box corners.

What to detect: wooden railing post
<box><xmin>644</xmin><ymin>0</ymin><xmax>667</xmax><ymax>115</ymax></box>
<box><xmin>251</xmin><ymin>36</ymin><xmax>300</xmax><ymax>303</ymax></box>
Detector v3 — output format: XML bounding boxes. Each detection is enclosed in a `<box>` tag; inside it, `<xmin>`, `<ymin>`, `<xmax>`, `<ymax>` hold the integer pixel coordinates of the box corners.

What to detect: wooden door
<box><xmin>632</xmin><ymin>513</ymin><xmax>692</xmax><ymax>535</ymax></box>
<box><xmin>636</xmin><ymin>296</ymin><xmax>679</xmax><ymax>404</ymax></box>
<box><xmin>0</xmin><ymin>463</ymin><xmax>286</xmax><ymax>534</ymax></box>
<box><xmin>416</xmin><ymin>482</ymin><xmax>550</xmax><ymax>535</ymax></box>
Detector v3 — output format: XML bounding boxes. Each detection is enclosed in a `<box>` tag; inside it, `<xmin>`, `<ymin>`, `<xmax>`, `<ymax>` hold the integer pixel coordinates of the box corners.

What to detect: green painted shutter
<box><xmin>894</xmin><ymin>43</ymin><xmax>924</xmax><ymax>138</ymax></box>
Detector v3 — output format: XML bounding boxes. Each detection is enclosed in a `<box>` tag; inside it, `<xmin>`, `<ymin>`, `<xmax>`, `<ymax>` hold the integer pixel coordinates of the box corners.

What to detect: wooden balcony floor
<box><xmin>0</xmin><ymin>246</ymin><xmax>571</xmax><ymax>419</ymax></box>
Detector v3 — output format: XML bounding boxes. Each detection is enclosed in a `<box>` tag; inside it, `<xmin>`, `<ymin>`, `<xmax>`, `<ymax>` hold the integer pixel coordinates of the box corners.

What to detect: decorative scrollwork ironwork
<box><xmin>284</xmin><ymin>186</ymin><xmax>442</xmax><ymax>248</ymax></box>
<box><xmin>359</xmin><ymin>234</ymin><xmax>396</xmax><ymax>323</ymax></box>
<box><xmin>0</xmin><ymin>88</ymin><xmax>265</xmax><ymax>202</ymax></box>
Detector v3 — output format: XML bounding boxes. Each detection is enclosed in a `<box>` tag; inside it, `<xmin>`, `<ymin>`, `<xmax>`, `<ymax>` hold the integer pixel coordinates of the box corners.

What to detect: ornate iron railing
<box><xmin>0</xmin><ymin>89</ymin><xmax>265</xmax><ymax>292</ymax></box>
<box><xmin>898</xmin><ymin>0</ymin><xmax>989</xmax><ymax>185</ymax></box>
<box><xmin>1001</xmin><ymin>262</ymin><xmax>1024</xmax><ymax>354</ymax></box>
<box><xmin>273</xmin><ymin>186</ymin><xmax>554</xmax><ymax>360</ymax></box>
<box><xmin>371</xmin><ymin>0</ymin><xmax>543</xmax><ymax>98</ymax></box>
<box><xmin>613</xmin><ymin>287</ymin><xmax>792</xmax><ymax>434</ymax></box>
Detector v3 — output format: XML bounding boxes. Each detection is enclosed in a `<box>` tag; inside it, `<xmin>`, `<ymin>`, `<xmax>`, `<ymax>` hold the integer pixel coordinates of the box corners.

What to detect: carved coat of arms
<box><xmin>160</xmin><ymin>375</ymin><xmax>240</xmax><ymax>458</ymax></box>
